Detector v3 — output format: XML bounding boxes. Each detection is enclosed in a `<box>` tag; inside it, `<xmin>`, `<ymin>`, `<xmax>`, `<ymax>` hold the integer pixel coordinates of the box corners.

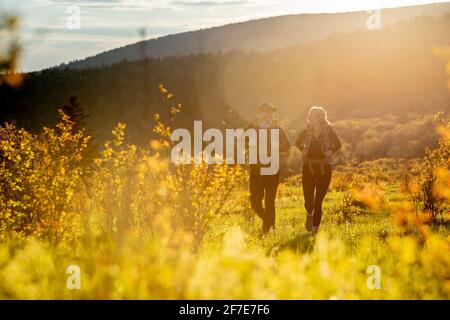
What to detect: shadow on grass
<box><xmin>277</xmin><ymin>232</ymin><xmax>316</xmax><ymax>254</ymax></box>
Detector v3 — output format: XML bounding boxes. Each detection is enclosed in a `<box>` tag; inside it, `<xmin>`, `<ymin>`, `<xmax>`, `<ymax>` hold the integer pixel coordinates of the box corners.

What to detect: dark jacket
<box><xmin>245</xmin><ymin>118</ymin><xmax>291</xmax><ymax>175</ymax></box>
<box><xmin>295</xmin><ymin>126</ymin><xmax>341</xmax><ymax>160</ymax></box>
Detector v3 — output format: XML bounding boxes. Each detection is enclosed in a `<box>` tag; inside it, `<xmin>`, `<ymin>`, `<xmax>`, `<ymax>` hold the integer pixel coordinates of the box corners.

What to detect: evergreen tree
<box><xmin>61</xmin><ymin>95</ymin><xmax>88</xmax><ymax>131</ymax></box>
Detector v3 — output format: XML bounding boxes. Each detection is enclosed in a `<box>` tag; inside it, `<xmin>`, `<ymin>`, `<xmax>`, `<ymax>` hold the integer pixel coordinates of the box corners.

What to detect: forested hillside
<box><xmin>1</xmin><ymin>15</ymin><xmax>449</xmax><ymax>159</ymax></box>
<box><xmin>64</xmin><ymin>2</ymin><xmax>450</xmax><ymax>69</ymax></box>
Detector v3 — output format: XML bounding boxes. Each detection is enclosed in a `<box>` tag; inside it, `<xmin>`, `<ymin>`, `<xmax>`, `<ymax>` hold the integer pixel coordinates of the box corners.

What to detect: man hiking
<box><xmin>245</xmin><ymin>102</ymin><xmax>291</xmax><ymax>234</ymax></box>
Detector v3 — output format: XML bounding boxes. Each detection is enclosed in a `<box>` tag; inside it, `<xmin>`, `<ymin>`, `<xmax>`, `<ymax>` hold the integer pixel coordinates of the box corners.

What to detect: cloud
<box><xmin>35</xmin><ymin>0</ymin><xmax>168</xmax><ymax>9</ymax></box>
<box><xmin>36</xmin><ymin>0</ymin><xmax>254</xmax><ymax>9</ymax></box>
<box><xmin>172</xmin><ymin>0</ymin><xmax>251</xmax><ymax>7</ymax></box>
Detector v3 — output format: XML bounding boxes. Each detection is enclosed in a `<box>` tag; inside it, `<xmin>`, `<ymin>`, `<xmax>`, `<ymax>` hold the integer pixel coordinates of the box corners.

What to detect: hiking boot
<box><xmin>305</xmin><ymin>210</ymin><xmax>314</xmax><ymax>231</ymax></box>
<box><xmin>311</xmin><ymin>225</ymin><xmax>319</xmax><ymax>235</ymax></box>
<box><xmin>262</xmin><ymin>220</ymin><xmax>274</xmax><ymax>234</ymax></box>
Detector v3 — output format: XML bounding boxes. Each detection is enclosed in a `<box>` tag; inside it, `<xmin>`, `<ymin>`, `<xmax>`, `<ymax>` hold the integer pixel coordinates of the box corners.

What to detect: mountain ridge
<box><xmin>63</xmin><ymin>2</ymin><xmax>450</xmax><ymax>70</ymax></box>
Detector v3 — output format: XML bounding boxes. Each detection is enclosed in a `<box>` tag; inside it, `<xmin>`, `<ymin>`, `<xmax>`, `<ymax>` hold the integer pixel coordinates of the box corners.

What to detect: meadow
<box><xmin>0</xmin><ymin>97</ymin><xmax>449</xmax><ymax>299</ymax></box>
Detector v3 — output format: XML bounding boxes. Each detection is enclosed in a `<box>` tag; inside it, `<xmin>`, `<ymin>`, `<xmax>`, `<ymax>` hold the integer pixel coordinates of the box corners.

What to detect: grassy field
<box><xmin>0</xmin><ymin>168</ymin><xmax>448</xmax><ymax>300</ymax></box>
<box><xmin>0</xmin><ymin>111</ymin><xmax>449</xmax><ymax>300</ymax></box>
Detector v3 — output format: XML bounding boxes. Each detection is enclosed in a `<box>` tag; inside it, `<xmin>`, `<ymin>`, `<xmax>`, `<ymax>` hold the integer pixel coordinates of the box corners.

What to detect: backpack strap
<box><xmin>303</xmin><ymin>124</ymin><xmax>333</xmax><ymax>165</ymax></box>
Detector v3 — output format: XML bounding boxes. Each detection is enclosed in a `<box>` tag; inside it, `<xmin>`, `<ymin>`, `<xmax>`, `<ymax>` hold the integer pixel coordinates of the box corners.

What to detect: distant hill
<box><xmin>64</xmin><ymin>2</ymin><xmax>450</xmax><ymax>69</ymax></box>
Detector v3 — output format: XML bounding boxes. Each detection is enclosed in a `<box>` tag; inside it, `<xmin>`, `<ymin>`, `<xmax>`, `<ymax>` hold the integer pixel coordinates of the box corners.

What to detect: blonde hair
<box><xmin>307</xmin><ymin>106</ymin><xmax>331</xmax><ymax>128</ymax></box>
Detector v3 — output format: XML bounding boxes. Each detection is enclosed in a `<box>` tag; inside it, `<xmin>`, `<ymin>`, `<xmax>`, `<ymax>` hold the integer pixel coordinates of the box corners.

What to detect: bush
<box><xmin>405</xmin><ymin>114</ymin><xmax>450</xmax><ymax>223</ymax></box>
<box><xmin>332</xmin><ymin>189</ymin><xmax>364</xmax><ymax>224</ymax></box>
<box><xmin>0</xmin><ymin>106</ymin><xmax>246</xmax><ymax>248</ymax></box>
<box><xmin>0</xmin><ymin>110</ymin><xmax>89</xmax><ymax>243</ymax></box>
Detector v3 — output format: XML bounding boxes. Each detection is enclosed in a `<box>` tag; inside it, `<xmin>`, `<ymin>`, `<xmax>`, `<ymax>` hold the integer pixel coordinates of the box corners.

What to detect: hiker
<box><xmin>245</xmin><ymin>102</ymin><xmax>291</xmax><ymax>234</ymax></box>
<box><xmin>296</xmin><ymin>106</ymin><xmax>342</xmax><ymax>233</ymax></box>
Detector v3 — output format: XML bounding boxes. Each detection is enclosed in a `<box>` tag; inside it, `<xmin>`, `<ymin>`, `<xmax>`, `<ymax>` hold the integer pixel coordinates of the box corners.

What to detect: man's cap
<box><xmin>259</xmin><ymin>102</ymin><xmax>277</xmax><ymax>112</ymax></box>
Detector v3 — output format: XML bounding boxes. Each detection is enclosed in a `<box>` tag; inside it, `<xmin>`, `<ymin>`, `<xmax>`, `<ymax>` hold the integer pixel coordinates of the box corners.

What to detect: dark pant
<box><xmin>302</xmin><ymin>163</ymin><xmax>332</xmax><ymax>228</ymax></box>
<box><xmin>249</xmin><ymin>173</ymin><xmax>280</xmax><ymax>233</ymax></box>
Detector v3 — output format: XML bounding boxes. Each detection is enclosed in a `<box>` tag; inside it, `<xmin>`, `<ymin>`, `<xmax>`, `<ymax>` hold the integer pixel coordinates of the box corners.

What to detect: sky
<box><xmin>0</xmin><ymin>0</ymin><xmax>447</xmax><ymax>71</ymax></box>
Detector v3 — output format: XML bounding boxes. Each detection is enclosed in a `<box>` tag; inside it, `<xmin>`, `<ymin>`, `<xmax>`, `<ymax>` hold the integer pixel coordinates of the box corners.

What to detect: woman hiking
<box><xmin>296</xmin><ymin>106</ymin><xmax>342</xmax><ymax>233</ymax></box>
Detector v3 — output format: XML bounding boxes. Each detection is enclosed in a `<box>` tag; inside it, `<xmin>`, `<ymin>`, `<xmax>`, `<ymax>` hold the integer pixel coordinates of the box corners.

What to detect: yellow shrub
<box><xmin>0</xmin><ymin>110</ymin><xmax>89</xmax><ymax>243</ymax></box>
